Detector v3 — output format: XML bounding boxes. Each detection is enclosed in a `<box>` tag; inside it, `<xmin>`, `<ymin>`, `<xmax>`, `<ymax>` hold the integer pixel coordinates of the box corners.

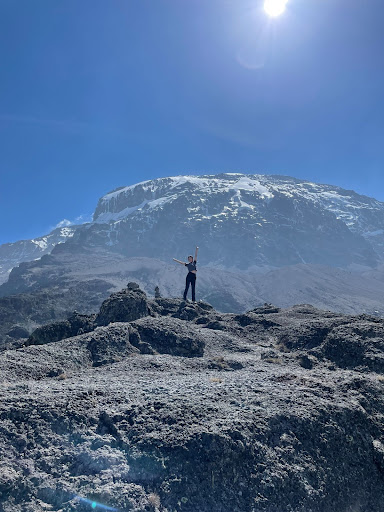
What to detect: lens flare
<box><xmin>264</xmin><ymin>0</ymin><xmax>288</xmax><ymax>17</ymax></box>
<box><xmin>74</xmin><ymin>496</ymin><xmax>118</xmax><ymax>511</ymax></box>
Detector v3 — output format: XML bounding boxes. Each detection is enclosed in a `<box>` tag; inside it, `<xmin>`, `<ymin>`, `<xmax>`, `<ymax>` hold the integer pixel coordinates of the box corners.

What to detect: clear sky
<box><xmin>1</xmin><ymin>0</ymin><xmax>383</xmax><ymax>244</ymax></box>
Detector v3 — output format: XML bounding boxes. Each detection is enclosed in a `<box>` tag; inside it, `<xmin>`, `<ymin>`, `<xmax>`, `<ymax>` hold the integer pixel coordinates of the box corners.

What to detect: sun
<box><xmin>264</xmin><ymin>0</ymin><xmax>288</xmax><ymax>17</ymax></box>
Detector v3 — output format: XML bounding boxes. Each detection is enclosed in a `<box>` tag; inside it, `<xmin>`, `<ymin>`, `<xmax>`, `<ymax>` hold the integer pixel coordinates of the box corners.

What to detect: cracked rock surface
<box><xmin>1</xmin><ymin>284</ymin><xmax>384</xmax><ymax>511</ymax></box>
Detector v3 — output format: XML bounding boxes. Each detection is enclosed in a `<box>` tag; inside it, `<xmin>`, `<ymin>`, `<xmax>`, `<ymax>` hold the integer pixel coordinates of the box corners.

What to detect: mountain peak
<box><xmin>1</xmin><ymin>172</ymin><xmax>384</xmax><ymax>286</ymax></box>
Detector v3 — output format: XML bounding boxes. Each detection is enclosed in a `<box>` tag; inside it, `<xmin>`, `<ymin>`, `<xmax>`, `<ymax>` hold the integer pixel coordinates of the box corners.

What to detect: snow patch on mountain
<box><xmin>0</xmin><ymin>226</ymin><xmax>78</xmax><ymax>285</ymax></box>
<box><xmin>228</xmin><ymin>176</ymin><xmax>273</xmax><ymax>198</ymax></box>
<box><xmin>148</xmin><ymin>195</ymin><xmax>178</xmax><ymax>209</ymax></box>
<box><xmin>101</xmin><ymin>181</ymin><xmax>152</xmax><ymax>202</ymax></box>
<box><xmin>95</xmin><ymin>194</ymin><xmax>180</xmax><ymax>224</ymax></box>
<box><xmin>94</xmin><ymin>175</ymin><xmax>277</xmax><ymax>225</ymax></box>
<box><xmin>95</xmin><ymin>201</ymin><xmax>150</xmax><ymax>224</ymax></box>
<box><xmin>32</xmin><ymin>238</ymin><xmax>48</xmax><ymax>250</ymax></box>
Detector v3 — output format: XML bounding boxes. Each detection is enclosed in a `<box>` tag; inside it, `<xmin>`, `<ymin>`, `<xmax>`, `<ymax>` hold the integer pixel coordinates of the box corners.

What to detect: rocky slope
<box><xmin>0</xmin><ymin>226</ymin><xmax>77</xmax><ymax>284</ymax></box>
<box><xmin>1</xmin><ymin>284</ymin><xmax>384</xmax><ymax>511</ymax></box>
<box><xmin>1</xmin><ymin>242</ymin><xmax>384</xmax><ymax>352</ymax></box>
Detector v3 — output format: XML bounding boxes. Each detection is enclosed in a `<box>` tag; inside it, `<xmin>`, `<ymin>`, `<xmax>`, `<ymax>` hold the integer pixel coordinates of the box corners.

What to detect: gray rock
<box><xmin>131</xmin><ymin>316</ymin><xmax>206</xmax><ymax>357</ymax></box>
<box><xmin>95</xmin><ymin>285</ymin><xmax>149</xmax><ymax>326</ymax></box>
<box><xmin>1</xmin><ymin>296</ymin><xmax>384</xmax><ymax>510</ymax></box>
<box><xmin>127</xmin><ymin>282</ymin><xmax>140</xmax><ymax>290</ymax></box>
<box><xmin>26</xmin><ymin>312</ymin><xmax>96</xmax><ymax>347</ymax></box>
<box><xmin>85</xmin><ymin>323</ymin><xmax>140</xmax><ymax>366</ymax></box>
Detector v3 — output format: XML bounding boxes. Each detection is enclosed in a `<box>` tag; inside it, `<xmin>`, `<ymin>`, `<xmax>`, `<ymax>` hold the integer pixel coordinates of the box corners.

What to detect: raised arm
<box><xmin>194</xmin><ymin>246</ymin><xmax>199</xmax><ymax>262</ymax></box>
<box><xmin>173</xmin><ymin>258</ymin><xmax>185</xmax><ymax>265</ymax></box>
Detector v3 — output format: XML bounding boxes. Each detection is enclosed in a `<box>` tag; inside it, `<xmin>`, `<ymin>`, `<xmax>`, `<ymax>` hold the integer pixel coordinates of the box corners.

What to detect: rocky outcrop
<box><xmin>23</xmin><ymin>284</ymin><xmax>384</xmax><ymax>374</ymax></box>
<box><xmin>0</xmin><ymin>277</ymin><xmax>115</xmax><ymax>352</ymax></box>
<box><xmin>2</xmin><ymin>284</ymin><xmax>384</xmax><ymax>511</ymax></box>
<box><xmin>26</xmin><ymin>312</ymin><xmax>96</xmax><ymax>346</ymax></box>
<box><xmin>274</xmin><ymin>306</ymin><xmax>384</xmax><ymax>372</ymax></box>
<box><xmin>25</xmin><ymin>285</ymin><xmax>216</xmax><ymax>350</ymax></box>
<box><xmin>95</xmin><ymin>283</ymin><xmax>150</xmax><ymax>326</ymax></box>
<box><xmin>131</xmin><ymin>316</ymin><xmax>206</xmax><ymax>357</ymax></box>
<box><xmin>22</xmin><ymin>285</ymin><xmax>209</xmax><ymax>365</ymax></box>
<box><xmin>85</xmin><ymin>323</ymin><xmax>141</xmax><ymax>366</ymax></box>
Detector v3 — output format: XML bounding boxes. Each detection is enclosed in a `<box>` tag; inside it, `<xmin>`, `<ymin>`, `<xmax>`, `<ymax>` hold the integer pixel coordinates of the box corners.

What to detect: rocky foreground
<box><xmin>1</xmin><ymin>284</ymin><xmax>384</xmax><ymax>511</ymax></box>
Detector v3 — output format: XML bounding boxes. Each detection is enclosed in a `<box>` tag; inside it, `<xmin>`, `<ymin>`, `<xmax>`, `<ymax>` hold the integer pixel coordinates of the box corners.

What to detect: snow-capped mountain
<box><xmin>0</xmin><ymin>226</ymin><xmax>77</xmax><ymax>284</ymax></box>
<box><xmin>1</xmin><ymin>173</ymin><xmax>384</xmax><ymax>342</ymax></box>
<box><xmin>1</xmin><ymin>173</ymin><xmax>384</xmax><ymax>285</ymax></box>
<box><xmin>87</xmin><ymin>173</ymin><xmax>384</xmax><ymax>269</ymax></box>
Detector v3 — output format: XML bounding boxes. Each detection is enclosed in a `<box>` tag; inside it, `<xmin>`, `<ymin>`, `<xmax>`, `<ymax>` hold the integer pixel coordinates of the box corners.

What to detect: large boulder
<box><xmin>131</xmin><ymin>316</ymin><xmax>206</xmax><ymax>357</ymax></box>
<box><xmin>95</xmin><ymin>283</ymin><xmax>149</xmax><ymax>326</ymax></box>
<box><xmin>85</xmin><ymin>323</ymin><xmax>140</xmax><ymax>367</ymax></box>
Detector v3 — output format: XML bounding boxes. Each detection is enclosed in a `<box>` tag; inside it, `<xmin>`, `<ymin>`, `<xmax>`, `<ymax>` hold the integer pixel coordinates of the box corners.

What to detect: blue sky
<box><xmin>1</xmin><ymin>0</ymin><xmax>383</xmax><ymax>244</ymax></box>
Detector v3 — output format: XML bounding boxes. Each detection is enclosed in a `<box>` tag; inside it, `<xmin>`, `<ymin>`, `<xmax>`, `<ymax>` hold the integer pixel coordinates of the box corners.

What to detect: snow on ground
<box><xmin>59</xmin><ymin>227</ymin><xmax>76</xmax><ymax>238</ymax></box>
<box><xmin>32</xmin><ymin>238</ymin><xmax>48</xmax><ymax>250</ymax></box>
<box><xmin>94</xmin><ymin>201</ymin><xmax>150</xmax><ymax>223</ymax></box>
<box><xmin>228</xmin><ymin>176</ymin><xmax>273</xmax><ymax>198</ymax></box>
<box><xmin>98</xmin><ymin>175</ymin><xmax>275</xmax><ymax>219</ymax></box>
<box><xmin>147</xmin><ymin>195</ymin><xmax>177</xmax><ymax>209</ymax></box>
<box><xmin>94</xmin><ymin>174</ymin><xmax>384</xmax><ymax>239</ymax></box>
<box><xmin>101</xmin><ymin>181</ymin><xmax>152</xmax><ymax>201</ymax></box>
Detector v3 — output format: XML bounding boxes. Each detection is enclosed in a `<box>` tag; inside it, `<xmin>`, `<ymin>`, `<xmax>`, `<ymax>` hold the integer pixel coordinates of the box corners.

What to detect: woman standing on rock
<box><xmin>173</xmin><ymin>246</ymin><xmax>199</xmax><ymax>302</ymax></box>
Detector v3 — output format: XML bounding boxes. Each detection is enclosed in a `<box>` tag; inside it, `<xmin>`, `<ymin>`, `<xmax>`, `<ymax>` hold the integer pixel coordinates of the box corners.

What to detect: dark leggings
<box><xmin>183</xmin><ymin>272</ymin><xmax>196</xmax><ymax>301</ymax></box>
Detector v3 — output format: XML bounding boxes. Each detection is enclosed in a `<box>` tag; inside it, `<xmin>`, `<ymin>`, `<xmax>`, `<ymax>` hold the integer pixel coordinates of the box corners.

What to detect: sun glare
<box><xmin>264</xmin><ymin>0</ymin><xmax>288</xmax><ymax>17</ymax></box>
